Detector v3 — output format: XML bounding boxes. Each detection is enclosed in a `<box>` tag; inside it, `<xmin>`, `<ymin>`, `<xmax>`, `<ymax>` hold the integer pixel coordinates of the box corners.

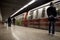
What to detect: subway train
<box><xmin>16</xmin><ymin>1</ymin><xmax>60</xmax><ymax>31</ymax></box>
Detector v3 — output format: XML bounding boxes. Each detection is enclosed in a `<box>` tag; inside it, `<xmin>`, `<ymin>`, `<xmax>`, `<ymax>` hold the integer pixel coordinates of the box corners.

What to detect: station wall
<box><xmin>0</xmin><ymin>8</ymin><xmax>2</xmax><ymax>21</ymax></box>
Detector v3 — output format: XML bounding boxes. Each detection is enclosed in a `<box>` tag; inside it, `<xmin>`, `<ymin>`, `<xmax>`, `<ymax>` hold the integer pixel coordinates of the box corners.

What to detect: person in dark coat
<box><xmin>8</xmin><ymin>17</ymin><xmax>11</xmax><ymax>27</ymax></box>
<box><xmin>47</xmin><ymin>2</ymin><xmax>57</xmax><ymax>35</ymax></box>
<box><xmin>12</xmin><ymin>18</ymin><xmax>15</xmax><ymax>25</ymax></box>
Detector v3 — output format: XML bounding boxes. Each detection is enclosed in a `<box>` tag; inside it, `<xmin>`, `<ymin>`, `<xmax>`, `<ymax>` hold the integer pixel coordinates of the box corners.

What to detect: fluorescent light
<box><xmin>11</xmin><ymin>0</ymin><xmax>36</xmax><ymax>17</ymax></box>
<box><xmin>30</xmin><ymin>2</ymin><xmax>50</xmax><ymax>11</ymax></box>
<box><xmin>56</xmin><ymin>8</ymin><xmax>58</xmax><ymax>10</ymax></box>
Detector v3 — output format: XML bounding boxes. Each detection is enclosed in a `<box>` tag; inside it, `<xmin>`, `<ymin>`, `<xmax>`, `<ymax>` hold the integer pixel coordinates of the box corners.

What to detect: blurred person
<box><xmin>8</xmin><ymin>17</ymin><xmax>11</xmax><ymax>27</ymax></box>
<box><xmin>47</xmin><ymin>2</ymin><xmax>57</xmax><ymax>35</ymax></box>
<box><xmin>12</xmin><ymin>18</ymin><xmax>15</xmax><ymax>25</ymax></box>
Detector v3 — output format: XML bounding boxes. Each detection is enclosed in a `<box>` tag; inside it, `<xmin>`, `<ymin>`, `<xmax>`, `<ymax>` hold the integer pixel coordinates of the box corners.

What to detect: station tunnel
<box><xmin>0</xmin><ymin>0</ymin><xmax>60</xmax><ymax>40</ymax></box>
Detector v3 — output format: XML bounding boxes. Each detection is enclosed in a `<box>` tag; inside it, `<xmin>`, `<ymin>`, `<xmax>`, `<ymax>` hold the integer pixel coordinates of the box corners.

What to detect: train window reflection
<box><xmin>38</xmin><ymin>8</ymin><xmax>43</xmax><ymax>19</ymax></box>
<box><xmin>55</xmin><ymin>3</ymin><xmax>60</xmax><ymax>17</ymax></box>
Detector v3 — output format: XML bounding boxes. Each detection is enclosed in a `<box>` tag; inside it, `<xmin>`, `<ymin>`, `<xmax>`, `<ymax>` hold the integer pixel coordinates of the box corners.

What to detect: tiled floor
<box><xmin>0</xmin><ymin>24</ymin><xmax>60</xmax><ymax>40</ymax></box>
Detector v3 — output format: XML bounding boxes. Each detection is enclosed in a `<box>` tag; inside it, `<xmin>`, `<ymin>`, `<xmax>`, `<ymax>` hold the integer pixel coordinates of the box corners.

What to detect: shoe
<box><xmin>51</xmin><ymin>34</ymin><xmax>55</xmax><ymax>36</ymax></box>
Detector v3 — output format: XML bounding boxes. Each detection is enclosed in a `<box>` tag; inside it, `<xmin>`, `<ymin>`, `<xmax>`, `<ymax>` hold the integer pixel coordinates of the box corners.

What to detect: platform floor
<box><xmin>0</xmin><ymin>24</ymin><xmax>60</xmax><ymax>40</ymax></box>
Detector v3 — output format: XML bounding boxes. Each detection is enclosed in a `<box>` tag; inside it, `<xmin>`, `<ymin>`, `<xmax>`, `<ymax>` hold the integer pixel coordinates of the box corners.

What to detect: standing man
<box><xmin>12</xmin><ymin>18</ymin><xmax>15</xmax><ymax>25</ymax></box>
<box><xmin>8</xmin><ymin>17</ymin><xmax>11</xmax><ymax>27</ymax></box>
<box><xmin>47</xmin><ymin>2</ymin><xmax>57</xmax><ymax>35</ymax></box>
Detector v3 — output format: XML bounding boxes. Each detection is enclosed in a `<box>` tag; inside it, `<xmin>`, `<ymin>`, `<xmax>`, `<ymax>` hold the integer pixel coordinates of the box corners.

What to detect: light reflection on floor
<box><xmin>0</xmin><ymin>24</ymin><xmax>60</xmax><ymax>40</ymax></box>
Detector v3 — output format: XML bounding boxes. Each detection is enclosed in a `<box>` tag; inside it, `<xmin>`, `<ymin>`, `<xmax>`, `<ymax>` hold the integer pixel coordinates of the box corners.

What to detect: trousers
<box><xmin>49</xmin><ymin>21</ymin><xmax>55</xmax><ymax>34</ymax></box>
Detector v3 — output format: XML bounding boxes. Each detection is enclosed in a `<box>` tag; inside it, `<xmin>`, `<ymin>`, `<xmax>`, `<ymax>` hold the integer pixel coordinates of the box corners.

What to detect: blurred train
<box><xmin>16</xmin><ymin>1</ymin><xmax>60</xmax><ymax>31</ymax></box>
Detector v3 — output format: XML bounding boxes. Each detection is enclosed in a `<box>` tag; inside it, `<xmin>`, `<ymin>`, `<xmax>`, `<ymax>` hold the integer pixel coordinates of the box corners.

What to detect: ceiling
<box><xmin>0</xmin><ymin>0</ymin><xmax>52</xmax><ymax>21</ymax></box>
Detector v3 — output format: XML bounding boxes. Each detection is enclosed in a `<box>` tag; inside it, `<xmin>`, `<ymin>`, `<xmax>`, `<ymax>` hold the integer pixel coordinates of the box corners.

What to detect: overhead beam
<box><xmin>11</xmin><ymin>0</ymin><xmax>52</xmax><ymax>18</ymax></box>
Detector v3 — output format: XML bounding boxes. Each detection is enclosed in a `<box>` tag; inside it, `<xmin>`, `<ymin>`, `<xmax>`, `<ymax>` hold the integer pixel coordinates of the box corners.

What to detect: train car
<box><xmin>22</xmin><ymin>1</ymin><xmax>60</xmax><ymax>31</ymax></box>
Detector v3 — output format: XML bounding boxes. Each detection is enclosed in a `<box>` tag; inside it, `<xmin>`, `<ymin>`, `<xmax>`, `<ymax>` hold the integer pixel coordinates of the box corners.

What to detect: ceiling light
<box><xmin>11</xmin><ymin>0</ymin><xmax>36</xmax><ymax>17</ymax></box>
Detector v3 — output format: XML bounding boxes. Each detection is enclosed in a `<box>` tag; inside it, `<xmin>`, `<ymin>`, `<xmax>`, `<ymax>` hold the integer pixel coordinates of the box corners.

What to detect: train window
<box><xmin>33</xmin><ymin>10</ymin><xmax>38</xmax><ymax>19</ymax></box>
<box><xmin>45</xmin><ymin>6</ymin><xmax>50</xmax><ymax>18</ymax></box>
<box><xmin>35</xmin><ymin>10</ymin><xmax>38</xmax><ymax>19</ymax></box>
<box><xmin>41</xmin><ymin>8</ymin><xmax>45</xmax><ymax>18</ymax></box>
<box><xmin>57</xmin><ymin>9</ymin><xmax>60</xmax><ymax>16</ymax></box>
<box><xmin>27</xmin><ymin>11</ymin><xmax>31</xmax><ymax>20</ymax></box>
<box><xmin>55</xmin><ymin>3</ymin><xmax>60</xmax><ymax>17</ymax></box>
<box><xmin>27</xmin><ymin>11</ymin><xmax>33</xmax><ymax>20</ymax></box>
<box><xmin>38</xmin><ymin>8</ymin><xmax>43</xmax><ymax>19</ymax></box>
<box><xmin>30</xmin><ymin>11</ymin><xmax>33</xmax><ymax>19</ymax></box>
<box><xmin>38</xmin><ymin>6</ymin><xmax>49</xmax><ymax>19</ymax></box>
